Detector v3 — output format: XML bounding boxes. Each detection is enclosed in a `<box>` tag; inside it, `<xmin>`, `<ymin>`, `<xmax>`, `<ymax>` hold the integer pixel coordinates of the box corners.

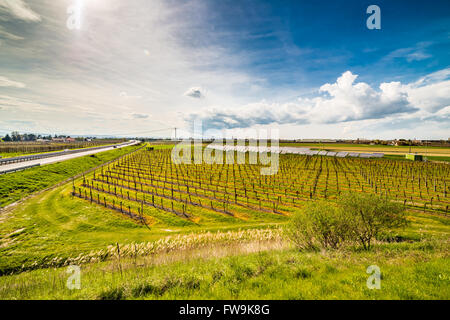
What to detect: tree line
<box><xmin>1</xmin><ymin>131</ymin><xmax>88</xmax><ymax>142</ymax></box>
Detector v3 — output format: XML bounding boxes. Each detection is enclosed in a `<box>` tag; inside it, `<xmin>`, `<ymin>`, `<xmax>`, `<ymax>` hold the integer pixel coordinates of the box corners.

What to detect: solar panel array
<box><xmin>206</xmin><ymin>145</ymin><xmax>384</xmax><ymax>159</ymax></box>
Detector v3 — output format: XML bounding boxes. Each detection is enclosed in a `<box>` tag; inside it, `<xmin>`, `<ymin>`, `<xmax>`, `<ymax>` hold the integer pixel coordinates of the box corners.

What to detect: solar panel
<box><xmin>336</xmin><ymin>152</ymin><xmax>348</xmax><ymax>157</ymax></box>
<box><xmin>359</xmin><ymin>153</ymin><xmax>373</xmax><ymax>158</ymax></box>
<box><xmin>372</xmin><ymin>153</ymin><xmax>384</xmax><ymax>158</ymax></box>
<box><xmin>205</xmin><ymin>146</ymin><xmax>385</xmax><ymax>160</ymax></box>
<box><xmin>347</xmin><ymin>152</ymin><xmax>360</xmax><ymax>157</ymax></box>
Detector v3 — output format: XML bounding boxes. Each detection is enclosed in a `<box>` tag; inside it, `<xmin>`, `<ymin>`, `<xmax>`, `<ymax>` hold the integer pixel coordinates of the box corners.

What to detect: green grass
<box><xmin>0</xmin><ymin>144</ymin><xmax>141</xmax><ymax>208</ymax></box>
<box><xmin>0</xmin><ymin>180</ymin><xmax>286</xmax><ymax>275</ymax></box>
<box><xmin>0</xmin><ymin>239</ymin><xmax>448</xmax><ymax>299</ymax></box>
<box><xmin>384</xmin><ymin>154</ymin><xmax>450</xmax><ymax>162</ymax></box>
<box><xmin>426</xmin><ymin>156</ymin><xmax>450</xmax><ymax>162</ymax></box>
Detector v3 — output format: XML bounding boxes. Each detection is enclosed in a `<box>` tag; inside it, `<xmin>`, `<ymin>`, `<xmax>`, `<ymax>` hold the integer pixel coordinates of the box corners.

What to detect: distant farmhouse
<box><xmin>52</xmin><ymin>137</ymin><xmax>76</xmax><ymax>143</ymax></box>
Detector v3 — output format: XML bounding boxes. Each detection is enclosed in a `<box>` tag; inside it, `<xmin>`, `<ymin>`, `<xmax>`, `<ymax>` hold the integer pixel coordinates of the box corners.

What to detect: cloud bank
<box><xmin>187</xmin><ymin>69</ymin><xmax>450</xmax><ymax>130</ymax></box>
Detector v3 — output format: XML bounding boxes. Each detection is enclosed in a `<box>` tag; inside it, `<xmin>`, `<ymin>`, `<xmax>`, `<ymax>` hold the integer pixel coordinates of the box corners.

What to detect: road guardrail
<box><xmin>0</xmin><ymin>163</ymin><xmax>41</xmax><ymax>175</ymax></box>
<box><xmin>0</xmin><ymin>141</ymin><xmax>133</xmax><ymax>166</ymax></box>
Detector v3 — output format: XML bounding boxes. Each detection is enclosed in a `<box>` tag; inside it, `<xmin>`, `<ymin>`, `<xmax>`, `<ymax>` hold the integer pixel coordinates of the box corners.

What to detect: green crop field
<box><xmin>0</xmin><ymin>139</ymin><xmax>126</xmax><ymax>159</ymax></box>
<box><xmin>0</xmin><ymin>144</ymin><xmax>449</xmax><ymax>299</ymax></box>
<box><xmin>73</xmin><ymin>147</ymin><xmax>450</xmax><ymax>224</ymax></box>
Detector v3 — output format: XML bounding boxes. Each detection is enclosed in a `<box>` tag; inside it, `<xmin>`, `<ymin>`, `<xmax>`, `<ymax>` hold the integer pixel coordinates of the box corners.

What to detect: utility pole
<box><xmin>174</xmin><ymin>127</ymin><xmax>177</xmax><ymax>140</ymax></box>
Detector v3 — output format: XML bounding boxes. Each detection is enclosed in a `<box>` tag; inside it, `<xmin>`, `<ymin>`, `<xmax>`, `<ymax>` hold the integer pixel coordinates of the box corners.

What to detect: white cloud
<box><xmin>406</xmin><ymin>80</ymin><xmax>450</xmax><ymax>113</ymax></box>
<box><xmin>0</xmin><ymin>0</ymin><xmax>41</xmax><ymax>22</ymax></box>
<box><xmin>310</xmin><ymin>71</ymin><xmax>413</xmax><ymax>123</ymax></box>
<box><xmin>383</xmin><ymin>42</ymin><xmax>432</xmax><ymax>62</ymax></box>
<box><xmin>0</xmin><ymin>76</ymin><xmax>25</xmax><ymax>88</ymax></box>
<box><xmin>184</xmin><ymin>87</ymin><xmax>205</xmax><ymax>99</ymax></box>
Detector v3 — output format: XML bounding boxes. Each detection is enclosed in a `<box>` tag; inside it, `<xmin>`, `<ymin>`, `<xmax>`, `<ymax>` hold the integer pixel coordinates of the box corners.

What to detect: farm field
<box><xmin>0</xmin><ymin>139</ymin><xmax>126</xmax><ymax>159</ymax></box>
<box><xmin>72</xmin><ymin>146</ymin><xmax>450</xmax><ymax>224</ymax></box>
<box><xmin>0</xmin><ymin>143</ymin><xmax>448</xmax><ymax>300</ymax></box>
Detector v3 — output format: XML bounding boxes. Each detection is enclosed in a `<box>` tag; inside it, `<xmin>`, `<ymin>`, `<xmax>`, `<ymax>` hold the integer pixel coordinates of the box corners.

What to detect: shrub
<box><xmin>285</xmin><ymin>200</ymin><xmax>350</xmax><ymax>250</ymax></box>
<box><xmin>286</xmin><ymin>194</ymin><xmax>408</xmax><ymax>251</ymax></box>
<box><xmin>339</xmin><ymin>193</ymin><xmax>408</xmax><ymax>250</ymax></box>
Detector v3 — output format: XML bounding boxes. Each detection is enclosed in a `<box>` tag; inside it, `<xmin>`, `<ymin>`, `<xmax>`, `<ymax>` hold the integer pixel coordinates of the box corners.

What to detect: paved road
<box><xmin>0</xmin><ymin>140</ymin><xmax>140</xmax><ymax>174</ymax></box>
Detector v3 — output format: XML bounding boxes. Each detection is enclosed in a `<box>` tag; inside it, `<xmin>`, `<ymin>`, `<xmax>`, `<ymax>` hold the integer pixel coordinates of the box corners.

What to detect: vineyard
<box><xmin>0</xmin><ymin>139</ymin><xmax>126</xmax><ymax>155</ymax></box>
<box><xmin>72</xmin><ymin>146</ymin><xmax>450</xmax><ymax>227</ymax></box>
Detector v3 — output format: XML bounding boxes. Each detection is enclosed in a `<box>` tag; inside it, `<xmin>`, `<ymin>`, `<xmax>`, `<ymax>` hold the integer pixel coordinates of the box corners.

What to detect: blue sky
<box><xmin>0</xmin><ymin>0</ymin><xmax>449</xmax><ymax>139</ymax></box>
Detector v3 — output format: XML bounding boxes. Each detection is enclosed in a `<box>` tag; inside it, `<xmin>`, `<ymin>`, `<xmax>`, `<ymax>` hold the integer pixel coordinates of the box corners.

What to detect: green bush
<box><xmin>285</xmin><ymin>200</ymin><xmax>350</xmax><ymax>250</ymax></box>
<box><xmin>339</xmin><ymin>193</ymin><xmax>408</xmax><ymax>250</ymax></box>
<box><xmin>287</xmin><ymin>193</ymin><xmax>408</xmax><ymax>251</ymax></box>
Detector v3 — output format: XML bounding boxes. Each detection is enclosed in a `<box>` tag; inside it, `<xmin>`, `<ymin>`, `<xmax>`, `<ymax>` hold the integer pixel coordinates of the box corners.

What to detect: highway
<box><xmin>0</xmin><ymin>140</ymin><xmax>140</xmax><ymax>174</ymax></box>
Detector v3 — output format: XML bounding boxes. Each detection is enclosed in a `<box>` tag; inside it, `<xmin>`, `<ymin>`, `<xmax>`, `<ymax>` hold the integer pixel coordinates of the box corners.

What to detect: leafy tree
<box><xmin>11</xmin><ymin>131</ymin><xmax>21</xmax><ymax>141</ymax></box>
<box><xmin>339</xmin><ymin>193</ymin><xmax>408</xmax><ymax>250</ymax></box>
<box><xmin>3</xmin><ymin>134</ymin><xmax>12</xmax><ymax>142</ymax></box>
<box><xmin>286</xmin><ymin>200</ymin><xmax>350</xmax><ymax>250</ymax></box>
<box><xmin>23</xmin><ymin>133</ymin><xmax>36</xmax><ymax>141</ymax></box>
<box><xmin>286</xmin><ymin>193</ymin><xmax>408</xmax><ymax>251</ymax></box>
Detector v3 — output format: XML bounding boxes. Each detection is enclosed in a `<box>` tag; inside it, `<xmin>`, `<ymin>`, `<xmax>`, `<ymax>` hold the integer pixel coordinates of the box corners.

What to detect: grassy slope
<box><xmin>0</xmin><ymin>204</ymin><xmax>448</xmax><ymax>300</ymax></box>
<box><xmin>0</xmin><ymin>235</ymin><xmax>448</xmax><ymax>299</ymax></box>
<box><xmin>0</xmin><ymin>180</ymin><xmax>286</xmax><ymax>275</ymax></box>
<box><xmin>0</xmin><ymin>144</ymin><xmax>141</xmax><ymax>208</ymax></box>
<box><xmin>0</xmin><ymin>143</ymin><xmax>287</xmax><ymax>274</ymax></box>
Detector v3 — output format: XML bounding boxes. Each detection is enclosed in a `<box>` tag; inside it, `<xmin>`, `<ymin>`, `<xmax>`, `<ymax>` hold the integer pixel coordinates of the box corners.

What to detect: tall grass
<box><xmin>0</xmin><ymin>238</ymin><xmax>447</xmax><ymax>300</ymax></box>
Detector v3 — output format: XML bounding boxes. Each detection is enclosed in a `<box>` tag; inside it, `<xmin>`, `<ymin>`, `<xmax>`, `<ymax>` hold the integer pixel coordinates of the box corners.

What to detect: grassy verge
<box><xmin>0</xmin><ymin>144</ymin><xmax>141</xmax><ymax>208</ymax></box>
<box><xmin>426</xmin><ymin>155</ymin><xmax>450</xmax><ymax>162</ymax></box>
<box><xmin>0</xmin><ymin>237</ymin><xmax>448</xmax><ymax>300</ymax></box>
<box><xmin>384</xmin><ymin>154</ymin><xmax>450</xmax><ymax>162</ymax></box>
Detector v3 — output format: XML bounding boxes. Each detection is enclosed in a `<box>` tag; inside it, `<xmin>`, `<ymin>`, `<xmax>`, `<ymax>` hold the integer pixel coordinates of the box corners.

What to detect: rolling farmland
<box><xmin>72</xmin><ymin>146</ymin><xmax>450</xmax><ymax>228</ymax></box>
<box><xmin>1</xmin><ymin>143</ymin><xmax>449</xmax><ymax>300</ymax></box>
<box><xmin>1</xmin><ymin>0</ymin><xmax>449</xmax><ymax>304</ymax></box>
